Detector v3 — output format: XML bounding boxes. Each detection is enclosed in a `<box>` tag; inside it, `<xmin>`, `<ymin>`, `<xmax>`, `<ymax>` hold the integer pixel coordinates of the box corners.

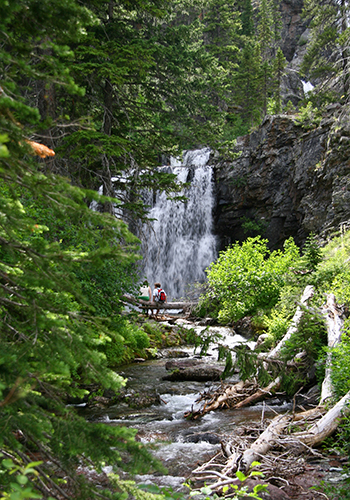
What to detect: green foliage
<box><xmin>316</xmin><ymin>474</ymin><xmax>350</xmax><ymax>500</ymax></box>
<box><xmin>0</xmin><ymin>2</ymin><xmax>169</xmax><ymax>496</ymax></box>
<box><xmin>185</xmin><ymin>461</ymin><xmax>267</xmax><ymax>499</ymax></box>
<box><xmin>301</xmin><ymin>232</ymin><xmax>323</xmax><ymax>271</ymax></box>
<box><xmin>233</xmin><ymin>345</ymin><xmax>264</xmax><ymax>382</ymax></box>
<box><xmin>293</xmin><ymin>102</ymin><xmax>322</xmax><ymax>129</ymax></box>
<box><xmin>312</xmin><ymin>230</ymin><xmax>350</xmax><ymax>302</ymax></box>
<box><xmin>0</xmin><ymin>454</ymin><xmax>43</xmax><ymax>500</ymax></box>
<box><xmin>279</xmin><ymin>308</ymin><xmax>327</xmax><ymax>395</ymax></box>
<box><xmin>240</xmin><ymin>216</ymin><xmax>267</xmax><ymax>235</ymax></box>
<box><xmin>261</xmin><ymin>307</ymin><xmax>291</xmax><ymax>347</ymax></box>
<box><xmin>329</xmin><ymin>319</ymin><xmax>350</xmax><ymax>399</ymax></box>
<box><xmin>205</xmin><ymin>236</ymin><xmax>300</xmax><ymax>324</ymax></box>
<box><xmin>281</xmin><ymin>309</ymin><xmax>327</xmax><ymax>361</ymax></box>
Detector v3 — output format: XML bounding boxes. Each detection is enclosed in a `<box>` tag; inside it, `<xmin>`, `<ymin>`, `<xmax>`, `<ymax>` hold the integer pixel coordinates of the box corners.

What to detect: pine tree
<box><xmin>301</xmin><ymin>0</ymin><xmax>350</xmax><ymax>96</ymax></box>
<box><xmin>238</xmin><ymin>0</ymin><xmax>254</xmax><ymax>37</ymax></box>
<box><xmin>270</xmin><ymin>46</ymin><xmax>287</xmax><ymax>114</ymax></box>
<box><xmin>0</xmin><ymin>1</ymin><xmax>163</xmax><ymax>498</ymax></box>
<box><xmin>57</xmin><ymin>0</ymin><xmax>227</xmax><ymax>219</ymax></box>
<box><xmin>232</xmin><ymin>41</ymin><xmax>265</xmax><ymax>129</ymax></box>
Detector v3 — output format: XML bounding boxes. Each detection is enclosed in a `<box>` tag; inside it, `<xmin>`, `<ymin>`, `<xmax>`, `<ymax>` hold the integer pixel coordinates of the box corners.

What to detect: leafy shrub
<box><xmin>279</xmin><ymin>309</ymin><xmax>327</xmax><ymax>394</ymax></box>
<box><xmin>313</xmin><ymin>231</ymin><xmax>350</xmax><ymax>302</ymax></box>
<box><xmin>205</xmin><ymin>236</ymin><xmax>300</xmax><ymax>324</ymax></box>
<box><xmin>330</xmin><ymin>319</ymin><xmax>350</xmax><ymax>398</ymax></box>
<box><xmin>293</xmin><ymin>101</ymin><xmax>322</xmax><ymax>129</ymax></box>
<box><xmin>301</xmin><ymin>232</ymin><xmax>322</xmax><ymax>271</ymax></box>
<box><xmin>98</xmin><ymin>320</ymin><xmax>150</xmax><ymax>366</ymax></box>
<box><xmin>142</xmin><ymin>321</ymin><xmax>164</xmax><ymax>344</ymax></box>
<box><xmin>261</xmin><ymin>306</ymin><xmax>291</xmax><ymax>346</ymax></box>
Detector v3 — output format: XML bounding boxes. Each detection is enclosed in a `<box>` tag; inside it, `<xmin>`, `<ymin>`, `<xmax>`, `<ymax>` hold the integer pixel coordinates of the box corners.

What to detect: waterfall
<box><xmin>140</xmin><ymin>148</ymin><xmax>217</xmax><ymax>300</ymax></box>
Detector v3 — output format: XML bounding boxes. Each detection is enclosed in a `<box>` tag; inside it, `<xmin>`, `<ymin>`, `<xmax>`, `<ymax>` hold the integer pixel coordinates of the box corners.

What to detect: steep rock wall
<box><xmin>213</xmin><ymin>106</ymin><xmax>350</xmax><ymax>250</ymax></box>
<box><xmin>280</xmin><ymin>0</ymin><xmax>308</xmax><ymax>62</ymax></box>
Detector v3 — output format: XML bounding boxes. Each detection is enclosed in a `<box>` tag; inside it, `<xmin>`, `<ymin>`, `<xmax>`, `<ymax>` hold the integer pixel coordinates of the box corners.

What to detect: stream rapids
<box><xmin>78</xmin><ymin>322</ymin><xmax>292</xmax><ymax>492</ymax></box>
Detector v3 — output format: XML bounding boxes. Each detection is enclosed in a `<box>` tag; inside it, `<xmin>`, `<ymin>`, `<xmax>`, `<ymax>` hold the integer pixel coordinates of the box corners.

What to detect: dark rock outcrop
<box><xmin>214</xmin><ymin>105</ymin><xmax>350</xmax><ymax>250</ymax></box>
<box><xmin>280</xmin><ymin>0</ymin><xmax>309</xmax><ymax>62</ymax></box>
<box><xmin>163</xmin><ymin>359</ymin><xmax>224</xmax><ymax>381</ymax></box>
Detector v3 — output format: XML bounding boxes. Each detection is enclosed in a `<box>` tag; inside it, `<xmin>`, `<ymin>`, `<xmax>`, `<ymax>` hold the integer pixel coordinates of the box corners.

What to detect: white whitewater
<box><xmin>140</xmin><ymin>148</ymin><xmax>217</xmax><ymax>300</ymax></box>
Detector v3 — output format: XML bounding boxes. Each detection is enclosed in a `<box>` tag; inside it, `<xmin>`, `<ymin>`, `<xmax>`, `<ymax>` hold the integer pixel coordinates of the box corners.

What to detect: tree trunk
<box><xmin>320</xmin><ymin>293</ymin><xmax>344</xmax><ymax>403</ymax></box>
<box><xmin>265</xmin><ymin>285</ymin><xmax>314</xmax><ymax>360</ymax></box>
<box><xmin>232</xmin><ymin>376</ymin><xmax>281</xmax><ymax>409</ymax></box>
<box><xmin>222</xmin><ymin>413</ymin><xmax>291</xmax><ymax>476</ymax></box>
<box><xmin>284</xmin><ymin>389</ymin><xmax>350</xmax><ymax>448</ymax></box>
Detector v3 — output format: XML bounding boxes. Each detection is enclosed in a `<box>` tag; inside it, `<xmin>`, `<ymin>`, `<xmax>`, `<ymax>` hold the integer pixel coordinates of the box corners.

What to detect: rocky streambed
<box><xmin>75</xmin><ymin>320</ymin><xmax>349</xmax><ymax>499</ymax></box>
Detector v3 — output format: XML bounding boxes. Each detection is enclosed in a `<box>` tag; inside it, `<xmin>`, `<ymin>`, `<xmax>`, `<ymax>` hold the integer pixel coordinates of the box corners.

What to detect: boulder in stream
<box><xmin>163</xmin><ymin>359</ymin><xmax>224</xmax><ymax>381</ymax></box>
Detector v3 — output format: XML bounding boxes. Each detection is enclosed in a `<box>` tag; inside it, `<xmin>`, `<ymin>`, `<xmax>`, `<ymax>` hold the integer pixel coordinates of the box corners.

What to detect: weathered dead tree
<box><xmin>263</xmin><ymin>284</ymin><xmax>314</xmax><ymax>361</ymax></box>
<box><xmin>184</xmin><ymin>381</ymin><xmax>258</xmax><ymax>419</ymax></box>
<box><xmin>320</xmin><ymin>293</ymin><xmax>344</xmax><ymax>403</ymax></box>
<box><xmin>190</xmin><ymin>293</ymin><xmax>349</xmax><ymax>492</ymax></box>
<box><xmin>185</xmin><ymin>286</ymin><xmax>314</xmax><ymax>419</ymax></box>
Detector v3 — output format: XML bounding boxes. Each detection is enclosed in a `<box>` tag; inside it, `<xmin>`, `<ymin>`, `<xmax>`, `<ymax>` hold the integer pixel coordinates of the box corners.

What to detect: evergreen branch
<box><xmin>0</xmin><ymin>378</ymin><xmax>23</xmax><ymax>407</ymax></box>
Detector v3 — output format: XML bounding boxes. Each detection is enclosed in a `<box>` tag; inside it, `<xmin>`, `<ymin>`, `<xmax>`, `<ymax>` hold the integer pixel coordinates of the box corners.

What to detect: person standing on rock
<box><xmin>152</xmin><ymin>282</ymin><xmax>167</xmax><ymax>316</ymax></box>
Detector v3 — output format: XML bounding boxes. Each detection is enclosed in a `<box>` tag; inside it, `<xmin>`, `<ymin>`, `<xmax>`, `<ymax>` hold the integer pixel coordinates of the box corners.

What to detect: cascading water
<box><xmin>140</xmin><ymin>148</ymin><xmax>217</xmax><ymax>300</ymax></box>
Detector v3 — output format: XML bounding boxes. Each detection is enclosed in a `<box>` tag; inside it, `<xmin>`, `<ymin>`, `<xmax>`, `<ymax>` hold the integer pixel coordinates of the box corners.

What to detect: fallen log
<box><xmin>122</xmin><ymin>294</ymin><xmax>196</xmax><ymax>311</ymax></box>
<box><xmin>184</xmin><ymin>287</ymin><xmax>315</xmax><ymax>419</ymax></box>
<box><xmin>284</xmin><ymin>389</ymin><xmax>350</xmax><ymax>448</ymax></box>
<box><xmin>163</xmin><ymin>361</ymin><xmax>224</xmax><ymax>382</ymax></box>
<box><xmin>222</xmin><ymin>413</ymin><xmax>291</xmax><ymax>477</ymax></box>
<box><xmin>184</xmin><ymin>380</ymin><xmax>257</xmax><ymax>419</ymax></box>
<box><xmin>264</xmin><ymin>285</ymin><xmax>314</xmax><ymax>360</ymax></box>
<box><xmin>189</xmin><ymin>291</ymin><xmax>349</xmax><ymax>493</ymax></box>
<box><xmin>232</xmin><ymin>376</ymin><xmax>281</xmax><ymax>409</ymax></box>
<box><xmin>218</xmin><ymin>390</ymin><xmax>350</xmax><ymax>477</ymax></box>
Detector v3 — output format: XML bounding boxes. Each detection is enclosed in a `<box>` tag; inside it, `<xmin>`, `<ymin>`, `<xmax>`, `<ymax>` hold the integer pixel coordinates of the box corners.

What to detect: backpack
<box><xmin>157</xmin><ymin>289</ymin><xmax>166</xmax><ymax>302</ymax></box>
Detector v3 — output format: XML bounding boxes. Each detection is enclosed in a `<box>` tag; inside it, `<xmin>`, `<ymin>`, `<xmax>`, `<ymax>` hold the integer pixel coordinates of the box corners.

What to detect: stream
<box><xmin>78</xmin><ymin>322</ymin><xmax>293</xmax><ymax>492</ymax></box>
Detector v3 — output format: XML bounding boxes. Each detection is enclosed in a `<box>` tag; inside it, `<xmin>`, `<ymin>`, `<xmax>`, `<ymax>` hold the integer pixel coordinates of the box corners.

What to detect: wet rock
<box><xmin>255</xmin><ymin>333</ymin><xmax>269</xmax><ymax>347</ymax></box>
<box><xmin>183</xmin><ymin>432</ymin><xmax>221</xmax><ymax>444</ymax></box>
<box><xmin>233</xmin><ymin>317</ymin><xmax>257</xmax><ymax>339</ymax></box>
<box><xmin>165</xmin><ymin>359</ymin><xmax>202</xmax><ymax>370</ymax></box>
<box><xmin>295</xmin><ymin>385</ymin><xmax>321</xmax><ymax>409</ymax></box>
<box><xmin>196</xmin><ymin>317</ymin><xmax>217</xmax><ymax>326</ymax></box>
<box><xmin>162</xmin><ymin>363</ymin><xmax>224</xmax><ymax>382</ymax></box>
<box><xmin>86</xmin><ymin>396</ymin><xmax>111</xmax><ymax>408</ymax></box>
<box><xmin>163</xmin><ymin>350</ymin><xmax>191</xmax><ymax>359</ymax></box>
<box><xmin>244</xmin><ymin>478</ymin><xmax>292</xmax><ymax>499</ymax></box>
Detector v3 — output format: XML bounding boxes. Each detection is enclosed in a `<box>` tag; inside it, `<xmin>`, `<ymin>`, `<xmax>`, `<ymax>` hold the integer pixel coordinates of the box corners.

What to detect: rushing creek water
<box><xmin>78</xmin><ymin>322</ymin><xmax>292</xmax><ymax>492</ymax></box>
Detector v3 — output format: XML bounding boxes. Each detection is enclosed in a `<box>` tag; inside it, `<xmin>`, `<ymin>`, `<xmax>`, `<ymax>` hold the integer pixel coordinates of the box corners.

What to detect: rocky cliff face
<box><xmin>213</xmin><ymin>105</ymin><xmax>350</xmax><ymax>251</ymax></box>
<box><xmin>280</xmin><ymin>0</ymin><xmax>309</xmax><ymax>62</ymax></box>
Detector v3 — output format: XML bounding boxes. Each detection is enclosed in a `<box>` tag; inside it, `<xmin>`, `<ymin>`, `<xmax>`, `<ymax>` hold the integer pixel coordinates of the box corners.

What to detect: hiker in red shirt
<box><xmin>152</xmin><ymin>282</ymin><xmax>167</xmax><ymax>316</ymax></box>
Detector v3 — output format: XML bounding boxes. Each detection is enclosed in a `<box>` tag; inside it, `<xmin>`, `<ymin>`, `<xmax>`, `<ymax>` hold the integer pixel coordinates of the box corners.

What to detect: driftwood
<box><xmin>320</xmin><ymin>293</ymin><xmax>344</xmax><ymax>403</ymax></box>
<box><xmin>185</xmin><ymin>286</ymin><xmax>315</xmax><ymax>419</ymax></box>
<box><xmin>184</xmin><ymin>380</ymin><xmax>257</xmax><ymax>419</ymax></box>
<box><xmin>225</xmin><ymin>293</ymin><xmax>346</xmax><ymax>474</ymax></box>
<box><xmin>222</xmin><ymin>413</ymin><xmax>291</xmax><ymax>477</ymax></box>
<box><xmin>191</xmin><ymin>292</ymin><xmax>349</xmax><ymax>491</ymax></box>
<box><xmin>232</xmin><ymin>377</ymin><xmax>281</xmax><ymax>409</ymax></box>
<box><xmin>194</xmin><ymin>389</ymin><xmax>350</xmax><ymax>489</ymax></box>
<box><xmin>122</xmin><ymin>294</ymin><xmax>196</xmax><ymax>311</ymax></box>
<box><xmin>228</xmin><ymin>286</ymin><xmax>314</xmax><ymax>409</ymax></box>
<box><xmin>264</xmin><ymin>285</ymin><xmax>314</xmax><ymax>361</ymax></box>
